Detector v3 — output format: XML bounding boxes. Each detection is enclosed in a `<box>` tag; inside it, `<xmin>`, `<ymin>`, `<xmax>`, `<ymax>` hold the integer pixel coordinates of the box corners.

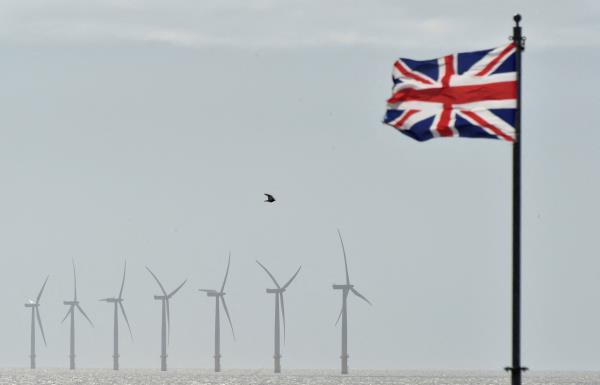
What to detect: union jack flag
<box><xmin>383</xmin><ymin>43</ymin><xmax>517</xmax><ymax>142</ymax></box>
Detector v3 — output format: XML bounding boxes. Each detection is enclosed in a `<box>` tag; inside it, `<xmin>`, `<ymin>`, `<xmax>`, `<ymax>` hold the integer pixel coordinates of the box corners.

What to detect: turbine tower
<box><xmin>256</xmin><ymin>260</ymin><xmax>301</xmax><ymax>373</ymax></box>
<box><xmin>146</xmin><ymin>267</ymin><xmax>187</xmax><ymax>371</ymax></box>
<box><xmin>62</xmin><ymin>261</ymin><xmax>94</xmax><ymax>370</ymax></box>
<box><xmin>24</xmin><ymin>276</ymin><xmax>49</xmax><ymax>369</ymax></box>
<box><xmin>100</xmin><ymin>260</ymin><xmax>133</xmax><ymax>370</ymax></box>
<box><xmin>199</xmin><ymin>253</ymin><xmax>235</xmax><ymax>372</ymax></box>
<box><xmin>332</xmin><ymin>230</ymin><xmax>372</xmax><ymax>375</ymax></box>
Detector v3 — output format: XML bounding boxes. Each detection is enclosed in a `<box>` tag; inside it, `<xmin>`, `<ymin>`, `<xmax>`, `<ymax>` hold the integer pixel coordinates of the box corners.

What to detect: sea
<box><xmin>1</xmin><ymin>369</ymin><xmax>600</xmax><ymax>385</ymax></box>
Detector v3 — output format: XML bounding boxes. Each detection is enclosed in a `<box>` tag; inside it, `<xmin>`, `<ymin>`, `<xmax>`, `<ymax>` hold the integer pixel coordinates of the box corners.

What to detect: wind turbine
<box><xmin>146</xmin><ymin>267</ymin><xmax>187</xmax><ymax>371</ymax></box>
<box><xmin>62</xmin><ymin>261</ymin><xmax>94</xmax><ymax>370</ymax></box>
<box><xmin>199</xmin><ymin>253</ymin><xmax>235</xmax><ymax>372</ymax></box>
<box><xmin>100</xmin><ymin>260</ymin><xmax>133</xmax><ymax>370</ymax></box>
<box><xmin>24</xmin><ymin>276</ymin><xmax>49</xmax><ymax>369</ymax></box>
<box><xmin>332</xmin><ymin>229</ymin><xmax>372</xmax><ymax>375</ymax></box>
<box><xmin>256</xmin><ymin>260</ymin><xmax>301</xmax><ymax>373</ymax></box>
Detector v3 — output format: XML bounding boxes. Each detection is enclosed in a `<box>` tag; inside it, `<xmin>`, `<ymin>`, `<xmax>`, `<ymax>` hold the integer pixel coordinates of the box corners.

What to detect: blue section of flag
<box><xmin>401</xmin><ymin>58</ymin><xmax>439</xmax><ymax>82</ymax></box>
<box><xmin>492</xmin><ymin>52</ymin><xmax>516</xmax><ymax>75</ymax></box>
<box><xmin>457</xmin><ymin>48</ymin><xmax>491</xmax><ymax>75</ymax></box>
<box><xmin>384</xmin><ymin>109</ymin><xmax>404</xmax><ymax>122</ymax></box>
<box><xmin>489</xmin><ymin>108</ymin><xmax>516</xmax><ymax>126</ymax></box>
<box><xmin>454</xmin><ymin>115</ymin><xmax>498</xmax><ymax>139</ymax></box>
<box><xmin>404</xmin><ymin>116</ymin><xmax>435</xmax><ymax>142</ymax></box>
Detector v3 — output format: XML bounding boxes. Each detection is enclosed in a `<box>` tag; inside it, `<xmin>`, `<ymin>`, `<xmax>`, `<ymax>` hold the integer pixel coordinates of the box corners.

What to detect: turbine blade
<box><xmin>351</xmin><ymin>287</ymin><xmax>372</xmax><ymax>306</ymax></box>
<box><xmin>118</xmin><ymin>260</ymin><xmax>127</xmax><ymax>299</ymax></box>
<box><xmin>145</xmin><ymin>267</ymin><xmax>167</xmax><ymax>296</ymax></box>
<box><xmin>337</xmin><ymin>229</ymin><xmax>350</xmax><ymax>285</ymax></box>
<box><xmin>282</xmin><ymin>266</ymin><xmax>301</xmax><ymax>289</ymax></box>
<box><xmin>167</xmin><ymin>279</ymin><xmax>187</xmax><ymax>299</ymax></box>
<box><xmin>72</xmin><ymin>260</ymin><xmax>78</xmax><ymax>301</ymax></box>
<box><xmin>220</xmin><ymin>296</ymin><xmax>236</xmax><ymax>340</ymax></box>
<box><xmin>335</xmin><ymin>290</ymin><xmax>348</xmax><ymax>326</ymax></box>
<box><xmin>334</xmin><ymin>306</ymin><xmax>343</xmax><ymax>326</ymax></box>
<box><xmin>119</xmin><ymin>301</ymin><xmax>134</xmax><ymax>340</ymax></box>
<box><xmin>199</xmin><ymin>289</ymin><xmax>217</xmax><ymax>294</ymax></box>
<box><xmin>256</xmin><ymin>260</ymin><xmax>280</xmax><ymax>288</ymax></box>
<box><xmin>36</xmin><ymin>276</ymin><xmax>49</xmax><ymax>304</ymax></box>
<box><xmin>280</xmin><ymin>293</ymin><xmax>286</xmax><ymax>343</ymax></box>
<box><xmin>61</xmin><ymin>307</ymin><xmax>73</xmax><ymax>324</ymax></box>
<box><xmin>76</xmin><ymin>304</ymin><xmax>94</xmax><ymax>327</ymax></box>
<box><xmin>36</xmin><ymin>308</ymin><xmax>47</xmax><ymax>346</ymax></box>
<box><xmin>220</xmin><ymin>253</ymin><xmax>231</xmax><ymax>293</ymax></box>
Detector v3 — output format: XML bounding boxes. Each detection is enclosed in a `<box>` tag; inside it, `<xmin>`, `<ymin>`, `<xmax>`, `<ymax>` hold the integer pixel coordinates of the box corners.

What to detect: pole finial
<box><xmin>513</xmin><ymin>14</ymin><xmax>521</xmax><ymax>26</ymax></box>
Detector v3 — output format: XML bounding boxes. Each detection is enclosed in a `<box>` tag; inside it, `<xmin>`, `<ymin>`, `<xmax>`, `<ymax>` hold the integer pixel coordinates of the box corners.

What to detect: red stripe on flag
<box><xmin>476</xmin><ymin>43</ymin><xmax>516</xmax><ymax>77</ymax></box>
<box><xmin>393</xmin><ymin>109</ymin><xmax>419</xmax><ymax>129</ymax></box>
<box><xmin>441</xmin><ymin>55</ymin><xmax>454</xmax><ymax>87</ymax></box>
<box><xmin>387</xmin><ymin>81</ymin><xmax>516</xmax><ymax>105</ymax></box>
<box><xmin>460</xmin><ymin>110</ymin><xmax>514</xmax><ymax>142</ymax></box>
<box><xmin>436</xmin><ymin>56</ymin><xmax>456</xmax><ymax>136</ymax></box>
<box><xmin>436</xmin><ymin>105</ymin><xmax>453</xmax><ymax>137</ymax></box>
<box><xmin>394</xmin><ymin>61</ymin><xmax>434</xmax><ymax>85</ymax></box>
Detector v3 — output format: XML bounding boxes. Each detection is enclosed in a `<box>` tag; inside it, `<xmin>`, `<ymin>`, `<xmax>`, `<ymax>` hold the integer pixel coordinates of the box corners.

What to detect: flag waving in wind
<box><xmin>383</xmin><ymin>43</ymin><xmax>517</xmax><ymax>142</ymax></box>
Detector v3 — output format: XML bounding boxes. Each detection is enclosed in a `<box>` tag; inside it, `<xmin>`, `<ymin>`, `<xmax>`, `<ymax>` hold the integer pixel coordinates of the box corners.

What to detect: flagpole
<box><xmin>506</xmin><ymin>14</ymin><xmax>526</xmax><ymax>385</ymax></box>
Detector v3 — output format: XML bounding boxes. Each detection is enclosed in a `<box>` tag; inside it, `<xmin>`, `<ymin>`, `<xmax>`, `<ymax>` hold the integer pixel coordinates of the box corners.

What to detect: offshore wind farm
<box><xmin>19</xmin><ymin>232</ymin><xmax>372</xmax><ymax>373</ymax></box>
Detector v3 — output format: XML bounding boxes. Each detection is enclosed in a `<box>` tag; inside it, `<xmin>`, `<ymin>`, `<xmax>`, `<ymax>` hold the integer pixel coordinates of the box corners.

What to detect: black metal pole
<box><xmin>507</xmin><ymin>14</ymin><xmax>525</xmax><ymax>385</ymax></box>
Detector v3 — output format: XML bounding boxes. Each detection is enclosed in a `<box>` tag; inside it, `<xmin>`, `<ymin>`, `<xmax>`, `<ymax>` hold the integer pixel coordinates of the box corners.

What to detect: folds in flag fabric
<box><xmin>383</xmin><ymin>43</ymin><xmax>517</xmax><ymax>142</ymax></box>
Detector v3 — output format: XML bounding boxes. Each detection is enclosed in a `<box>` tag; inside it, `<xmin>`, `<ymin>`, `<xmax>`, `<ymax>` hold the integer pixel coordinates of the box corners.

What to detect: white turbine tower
<box><xmin>146</xmin><ymin>267</ymin><xmax>187</xmax><ymax>371</ymax></box>
<box><xmin>24</xmin><ymin>276</ymin><xmax>49</xmax><ymax>369</ymax></box>
<box><xmin>332</xmin><ymin>230</ymin><xmax>372</xmax><ymax>374</ymax></box>
<box><xmin>199</xmin><ymin>253</ymin><xmax>235</xmax><ymax>372</ymax></box>
<box><xmin>256</xmin><ymin>260</ymin><xmax>301</xmax><ymax>373</ymax></box>
<box><xmin>62</xmin><ymin>261</ymin><xmax>94</xmax><ymax>370</ymax></box>
<box><xmin>100</xmin><ymin>260</ymin><xmax>133</xmax><ymax>370</ymax></box>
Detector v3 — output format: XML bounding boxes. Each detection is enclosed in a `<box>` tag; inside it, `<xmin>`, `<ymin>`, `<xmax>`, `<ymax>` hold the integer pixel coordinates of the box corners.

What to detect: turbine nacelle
<box><xmin>332</xmin><ymin>284</ymin><xmax>354</xmax><ymax>290</ymax></box>
<box><xmin>100</xmin><ymin>297</ymin><xmax>122</xmax><ymax>303</ymax></box>
<box><xmin>63</xmin><ymin>301</ymin><xmax>79</xmax><ymax>306</ymax></box>
<box><xmin>24</xmin><ymin>303</ymin><xmax>39</xmax><ymax>308</ymax></box>
<box><xmin>153</xmin><ymin>295</ymin><xmax>167</xmax><ymax>300</ymax></box>
<box><xmin>199</xmin><ymin>289</ymin><xmax>223</xmax><ymax>297</ymax></box>
<box><xmin>266</xmin><ymin>288</ymin><xmax>285</xmax><ymax>294</ymax></box>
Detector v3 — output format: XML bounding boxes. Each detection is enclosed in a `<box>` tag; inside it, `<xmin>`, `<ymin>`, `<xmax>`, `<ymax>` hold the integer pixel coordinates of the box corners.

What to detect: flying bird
<box><xmin>264</xmin><ymin>193</ymin><xmax>276</xmax><ymax>203</ymax></box>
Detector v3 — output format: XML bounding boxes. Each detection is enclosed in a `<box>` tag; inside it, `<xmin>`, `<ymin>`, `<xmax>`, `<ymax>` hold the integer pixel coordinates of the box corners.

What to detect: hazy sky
<box><xmin>1</xmin><ymin>0</ymin><xmax>599</xmax><ymax>371</ymax></box>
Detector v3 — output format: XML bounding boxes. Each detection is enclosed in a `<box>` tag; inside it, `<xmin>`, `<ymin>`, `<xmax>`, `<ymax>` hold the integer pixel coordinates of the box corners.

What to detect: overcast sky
<box><xmin>0</xmin><ymin>0</ymin><xmax>599</xmax><ymax>372</ymax></box>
